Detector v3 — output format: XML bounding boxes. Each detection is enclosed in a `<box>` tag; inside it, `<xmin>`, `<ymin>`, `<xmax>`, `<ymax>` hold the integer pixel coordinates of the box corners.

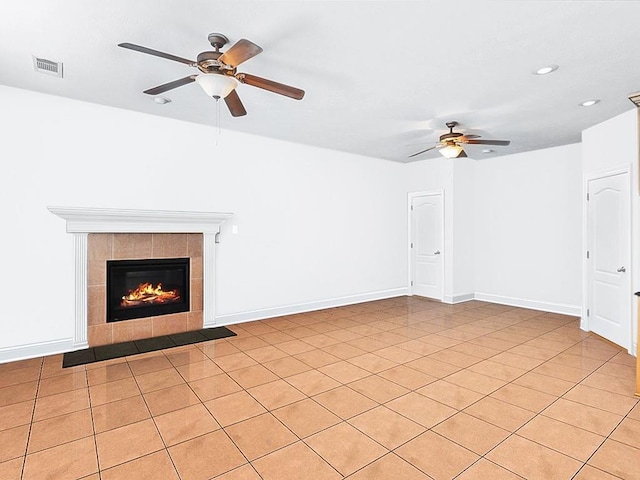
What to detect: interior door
<box><xmin>587</xmin><ymin>172</ymin><xmax>631</xmax><ymax>349</ymax></box>
<box><xmin>411</xmin><ymin>193</ymin><xmax>444</xmax><ymax>300</ymax></box>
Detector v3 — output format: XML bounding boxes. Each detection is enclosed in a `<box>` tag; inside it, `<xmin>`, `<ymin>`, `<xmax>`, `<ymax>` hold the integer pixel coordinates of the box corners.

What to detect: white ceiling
<box><xmin>1</xmin><ymin>1</ymin><xmax>639</xmax><ymax>162</ymax></box>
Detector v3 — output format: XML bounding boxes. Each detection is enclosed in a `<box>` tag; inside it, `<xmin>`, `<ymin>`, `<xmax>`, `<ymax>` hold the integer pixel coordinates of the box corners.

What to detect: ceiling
<box><xmin>1</xmin><ymin>1</ymin><xmax>639</xmax><ymax>162</ymax></box>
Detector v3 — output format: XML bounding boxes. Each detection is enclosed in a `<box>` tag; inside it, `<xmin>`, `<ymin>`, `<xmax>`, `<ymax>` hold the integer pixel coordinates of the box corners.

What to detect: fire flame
<box><xmin>120</xmin><ymin>282</ymin><xmax>181</xmax><ymax>307</ymax></box>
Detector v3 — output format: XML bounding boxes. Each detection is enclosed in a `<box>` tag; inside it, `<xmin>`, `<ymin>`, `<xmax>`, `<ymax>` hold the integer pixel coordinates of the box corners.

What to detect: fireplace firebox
<box><xmin>106</xmin><ymin>257</ymin><xmax>190</xmax><ymax>323</ymax></box>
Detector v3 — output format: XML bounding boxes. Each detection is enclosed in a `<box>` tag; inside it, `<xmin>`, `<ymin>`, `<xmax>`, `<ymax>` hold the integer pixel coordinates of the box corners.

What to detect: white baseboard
<box><xmin>214</xmin><ymin>287</ymin><xmax>409</xmax><ymax>326</ymax></box>
<box><xmin>443</xmin><ymin>293</ymin><xmax>475</xmax><ymax>304</ymax></box>
<box><xmin>0</xmin><ymin>338</ymin><xmax>80</xmax><ymax>365</ymax></box>
<box><xmin>473</xmin><ymin>292</ymin><xmax>582</xmax><ymax>317</ymax></box>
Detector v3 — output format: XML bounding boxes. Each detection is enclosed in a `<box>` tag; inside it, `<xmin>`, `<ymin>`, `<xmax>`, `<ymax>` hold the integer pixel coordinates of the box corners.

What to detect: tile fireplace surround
<box><xmin>49</xmin><ymin>207</ymin><xmax>233</xmax><ymax>349</ymax></box>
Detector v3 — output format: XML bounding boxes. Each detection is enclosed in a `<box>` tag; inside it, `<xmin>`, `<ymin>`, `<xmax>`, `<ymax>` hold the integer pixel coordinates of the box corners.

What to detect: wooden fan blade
<box><xmin>219</xmin><ymin>39</ymin><xmax>263</xmax><ymax>67</ymax></box>
<box><xmin>237</xmin><ymin>73</ymin><xmax>305</xmax><ymax>100</ymax></box>
<box><xmin>465</xmin><ymin>139</ymin><xmax>511</xmax><ymax>146</ymax></box>
<box><xmin>143</xmin><ymin>76</ymin><xmax>196</xmax><ymax>95</ymax></box>
<box><xmin>118</xmin><ymin>43</ymin><xmax>195</xmax><ymax>65</ymax></box>
<box><xmin>224</xmin><ymin>90</ymin><xmax>247</xmax><ymax>117</ymax></box>
<box><xmin>408</xmin><ymin>145</ymin><xmax>439</xmax><ymax>158</ymax></box>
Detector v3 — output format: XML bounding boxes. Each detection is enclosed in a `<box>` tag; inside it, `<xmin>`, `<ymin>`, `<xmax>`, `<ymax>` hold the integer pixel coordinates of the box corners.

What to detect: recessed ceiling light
<box><xmin>580</xmin><ymin>99</ymin><xmax>600</xmax><ymax>107</ymax></box>
<box><xmin>482</xmin><ymin>149</ymin><xmax>494</xmax><ymax>154</ymax></box>
<box><xmin>153</xmin><ymin>97</ymin><xmax>171</xmax><ymax>105</ymax></box>
<box><xmin>534</xmin><ymin>64</ymin><xmax>559</xmax><ymax>75</ymax></box>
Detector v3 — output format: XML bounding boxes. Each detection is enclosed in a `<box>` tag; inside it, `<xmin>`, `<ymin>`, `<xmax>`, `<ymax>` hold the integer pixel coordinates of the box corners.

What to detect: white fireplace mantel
<box><xmin>48</xmin><ymin>206</ymin><xmax>233</xmax><ymax>348</ymax></box>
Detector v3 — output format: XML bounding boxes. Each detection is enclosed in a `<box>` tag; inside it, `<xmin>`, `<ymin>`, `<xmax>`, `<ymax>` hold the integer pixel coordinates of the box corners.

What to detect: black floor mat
<box><xmin>62</xmin><ymin>326</ymin><xmax>236</xmax><ymax>368</ymax></box>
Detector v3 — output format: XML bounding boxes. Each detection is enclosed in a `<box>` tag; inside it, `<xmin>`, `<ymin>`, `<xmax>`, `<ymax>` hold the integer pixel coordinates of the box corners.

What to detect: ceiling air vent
<box><xmin>32</xmin><ymin>56</ymin><xmax>63</xmax><ymax>78</ymax></box>
<box><xmin>628</xmin><ymin>91</ymin><xmax>640</xmax><ymax>108</ymax></box>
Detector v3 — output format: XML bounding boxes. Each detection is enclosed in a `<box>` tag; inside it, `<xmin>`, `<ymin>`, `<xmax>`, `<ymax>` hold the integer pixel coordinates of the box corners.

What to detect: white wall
<box><xmin>0</xmin><ymin>85</ymin><xmax>408</xmax><ymax>358</ymax></box>
<box><xmin>473</xmin><ymin>144</ymin><xmax>583</xmax><ymax>314</ymax></box>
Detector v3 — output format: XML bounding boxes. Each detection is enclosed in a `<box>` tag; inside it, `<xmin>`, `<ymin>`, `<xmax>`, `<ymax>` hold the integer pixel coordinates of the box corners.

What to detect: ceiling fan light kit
<box><xmin>409</xmin><ymin>121</ymin><xmax>511</xmax><ymax>159</ymax></box>
<box><xmin>118</xmin><ymin>32</ymin><xmax>305</xmax><ymax>117</ymax></box>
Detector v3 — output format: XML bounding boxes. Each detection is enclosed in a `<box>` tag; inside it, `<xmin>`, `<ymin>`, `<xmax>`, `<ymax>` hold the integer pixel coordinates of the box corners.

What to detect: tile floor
<box><xmin>1</xmin><ymin>297</ymin><xmax>639</xmax><ymax>480</ymax></box>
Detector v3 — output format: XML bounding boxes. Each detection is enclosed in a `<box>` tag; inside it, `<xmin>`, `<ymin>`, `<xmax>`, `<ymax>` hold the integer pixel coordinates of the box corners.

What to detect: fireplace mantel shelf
<box><xmin>48</xmin><ymin>206</ymin><xmax>233</xmax><ymax>348</ymax></box>
<box><xmin>48</xmin><ymin>206</ymin><xmax>233</xmax><ymax>234</ymax></box>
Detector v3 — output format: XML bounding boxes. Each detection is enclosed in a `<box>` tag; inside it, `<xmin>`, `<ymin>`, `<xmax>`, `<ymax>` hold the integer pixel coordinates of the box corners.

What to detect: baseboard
<box><xmin>473</xmin><ymin>292</ymin><xmax>582</xmax><ymax>317</ymax></box>
<box><xmin>214</xmin><ymin>287</ymin><xmax>409</xmax><ymax>326</ymax></box>
<box><xmin>0</xmin><ymin>338</ymin><xmax>79</xmax><ymax>365</ymax></box>
<box><xmin>443</xmin><ymin>293</ymin><xmax>475</xmax><ymax>304</ymax></box>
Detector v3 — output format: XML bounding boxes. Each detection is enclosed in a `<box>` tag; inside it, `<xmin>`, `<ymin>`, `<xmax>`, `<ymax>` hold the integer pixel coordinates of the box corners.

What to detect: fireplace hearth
<box><xmin>106</xmin><ymin>257</ymin><xmax>190</xmax><ymax>322</ymax></box>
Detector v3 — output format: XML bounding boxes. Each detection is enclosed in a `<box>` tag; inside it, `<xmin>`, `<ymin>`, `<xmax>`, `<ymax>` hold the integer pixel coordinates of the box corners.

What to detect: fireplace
<box><xmin>106</xmin><ymin>257</ymin><xmax>190</xmax><ymax>322</ymax></box>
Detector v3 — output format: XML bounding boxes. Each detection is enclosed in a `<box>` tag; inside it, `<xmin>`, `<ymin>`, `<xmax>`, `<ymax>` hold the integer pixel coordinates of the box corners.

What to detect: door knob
<box><xmin>617</xmin><ymin>266</ymin><xmax>626</xmax><ymax>273</ymax></box>
<box><xmin>434</xmin><ymin>250</ymin><xmax>441</xmax><ymax>255</ymax></box>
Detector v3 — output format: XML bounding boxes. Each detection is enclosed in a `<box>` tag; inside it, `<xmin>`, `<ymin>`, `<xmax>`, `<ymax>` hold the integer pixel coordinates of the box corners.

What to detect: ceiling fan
<box><xmin>118</xmin><ymin>33</ymin><xmax>305</xmax><ymax>117</ymax></box>
<box><xmin>409</xmin><ymin>121</ymin><xmax>510</xmax><ymax>159</ymax></box>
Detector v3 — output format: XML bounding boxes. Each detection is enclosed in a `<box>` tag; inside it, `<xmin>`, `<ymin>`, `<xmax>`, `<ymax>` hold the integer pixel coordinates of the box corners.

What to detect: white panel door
<box><xmin>411</xmin><ymin>193</ymin><xmax>443</xmax><ymax>300</ymax></box>
<box><xmin>587</xmin><ymin>172</ymin><xmax>631</xmax><ymax>349</ymax></box>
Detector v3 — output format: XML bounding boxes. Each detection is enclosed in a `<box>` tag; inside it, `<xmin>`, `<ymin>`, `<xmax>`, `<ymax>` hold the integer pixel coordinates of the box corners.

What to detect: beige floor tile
<box><xmin>512</xmin><ymin>371</ymin><xmax>575</xmax><ymax>396</ymax></box>
<box><xmin>89</xmin><ymin>376</ymin><xmax>140</xmax><ymax>406</ymax></box>
<box><xmin>169</xmin><ymin>429</ymin><xmax>246</xmax><ymax>480</ymax></box>
<box><xmin>244</xmin><ymin>345</ymin><xmax>290</xmax><ymax>363</ymax></box>
<box><xmin>386</xmin><ymin>392</ymin><xmax>456</xmax><ymax>428</ymax></box>
<box><xmin>284</xmin><ymin>369</ymin><xmax>341</xmax><ymax>396</ymax></box>
<box><xmin>226</xmin><ymin>413</ymin><xmax>297</xmax><ymax>460</ymax></box>
<box><xmin>306</xmin><ymin>422</ymin><xmax>387</xmax><ymax>476</ymax></box>
<box><xmin>0</xmin><ymin>366</ymin><xmax>40</xmax><ymax>389</ymax></box>
<box><xmin>135</xmin><ymin>367</ymin><xmax>185</xmax><ymax>393</ymax></box>
<box><xmin>581</xmin><ymin>372</ymin><xmax>638</xmax><ymax>397</ymax></box>
<box><xmin>27</xmin><ymin>408</ymin><xmax>93</xmax><ymax>454</ymax></box>
<box><xmin>428</xmin><ymin>349</ymin><xmax>483</xmax><ymax>368</ymax></box>
<box><xmin>347</xmin><ymin>374</ymin><xmax>409</xmax><ymax>403</ymax></box>
<box><xmin>489</xmin><ymin>383</ymin><xmax>557</xmax><ymax>412</ymax></box>
<box><xmin>0</xmin><ymin>425</ymin><xmax>29</xmax><ymax>463</ymax></box>
<box><xmin>346</xmin><ymin>452</ymin><xmax>431</xmax><ymax>480</ymax></box>
<box><xmin>0</xmin><ymin>457</ymin><xmax>23</xmax><ymax>480</ymax></box>
<box><xmin>272</xmin><ymin>398</ymin><xmax>340</xmax><ymax>438</ymax></box>
<box><xmin>214</xmin><ymin>464</ymin><xmax>262</xmax><ymax>480</ymax></box>
<box><xmin>95</xmin><ymin>418</ymin><xmax>164</xmax><ymax>470</ymax></box>
<box><xmin>374</xmin><ymin>345</ymin><xmax>422</xmax><ymax>363</ymax></box>
<box><xmin>610</xmin><ymin>417</ymin><xmax>640</xmax><ymax>449</ymax></box>
<box><xmin>0</xmin><ymin>381</ymin><xmax>38</xmax><ymax>408</ymax></box>
<box><xmin>91</xmin><ymin>394</ymin><xmax>150</xmax><ymax>433</ymax></box>
<box><xmin>322</xmin><ymin>342</ymin><xmax>368</xmax><ymax>360</ymax></box>
<box><xmin>313</xmin><ymin>385</ymin><xmax>377</xmax><ymax>419</ymax></box>
<box><xmin>404</xmin><ymin>357</ymin><xmax>462</xmax><ymax>378</ymax></box>
<box><xmin>204</xmin><ymin>390</ymin><xmax>267</xmax><ymax>427</ymax></box>
<box><xmin>101</xmin><ymin>450</ymin><xmax>180</xmax><ymax>480</ymax></box>
<box><xmin>542</xmin><ymin>398</ymin><xmax>622</xmax><ymax>436</ymax></box>
<box><xmin>175</xmin><ymin>359</ymin><xmax>223</xmax><ymax>381</ymax></box>
<box><xmin>417</xmin><ymin>380</ymin><xmax>484</xmax><ymax>410</ymax></box>
<box><xmin>563</xmin><ymin>384</ymin><xmax>638</xmax><ymax>416</ymax></box>
<box><xmin>23</xmin><ymin>436</ymin><xmax>97</xmax><ymax>480</ymax></box>
<box><xmin>86</xmin><ymin>362</ymin><xmax>132</xmax><ymax>386</ymax></box>
<box><xmin>490</xmin><ymin>351</ymin><xmax>546</xmax><ymax>370</ymax></box>
<box><xmin>127</xmin><ymin>354</ymin><xmax>173</xmax><ymax>375</ymax></box>
<box><xmin>573</xmin><ymin>465</ymin><xmax>624</xmax><ymax>479</ymax></box>
<box><xmin>455</xmin><ymin>459</ymin><xmax>523</xmax><ymax>480</ymax></box>
<box><xmin>433</xmin><ymin>412</ymin><xmax>510</xmax><ymax>455</ymax></box>
<box><xmin>487</xmin><ymin>434</ymin><xmax>582</xmax><ymax>480</ymax></box>
<box><xmin>188</xmin><ymin>373</ymin><xmax>242</xmax><ymax>402</ymax></box>
<box><xmin>318</xmin><ymin>361</ymin><xmax>371</xmax><ymax>384</ymax></box>
<box><xmin>532</xmin><ymin>362</ymin><xmax>589</xmax><ymax>383</ymax></box>
<box><xmin>37</xmin><ymin>370</ymin><xmax>87</xmax><ymax>397</ymax></box>
<box><xmin>396</xmin><ymin>339</ymin><xmax>443</xmax><ymax>356</ymax></box>
<box><xmin>517</xmin><ymin>415</ymin><xmax>605</xmax><ymax>461</ymax></box>
<box><xmin>507</xmin><ymin>344</ymin><xmax>559</xmax><ymax>361</ymax></box>
<box><xmin>262</xmin><ymin>356</ymin><xmax>312</xmax><ymax>377</ymax></box>
<box><xmin>154</xmin><ymin>403</ymin><xmax>220</xmax><ymax>446</ymax></box>
<box><xmin>467</xmin><ymin>359</ymin><xmax>529</xmax><ymax>382</ymax></box>
<box><xmin>213</xmin><ymin>352</ymin><xmax>259</xmax><ymax>372</ymax></box>
<box><xmin>377</xmin><ymin>365</ymin><xmax>437</xmax><ymax>390</ymax></box>
<box><xmin>295</xmin><ymin>349</ymin><xmax>342</xmax><ymax>368</ymax></box>
<box><xmin>33</xmin><ymin>388</ymin><xmax>89</xmax><ymax>422</ymax></box>
<box><xmin>271</xmin><ymin>339</ymin><xmax>317</xmax><ymax>355</ymax></box>
<box><xmin>227</xmin><ymin>364</ymin><xmax>279</xmax><ymax>389</ymax></box>
<box><xmin>349</xmin><ymin>405</ymin><xmax>425</xmax><ymax>449</ymax></box>
<box><xmin>253</xmin><ymin>441</ymin><xmax>341</xmax><ymax>480</ymax></box>
<box><xmin>347</xmin><ymin>352</ymin><xmax>397</xmax><ymax>373</ymax></box>
<box><xmin>247</xmin><ymin>379</ymin><xmax>306</xmax><ymax>410</ymax></box>
<box><xmin>443</xmin><ymin>369</ymin><xmax>506</xmax><ymax>395</ymax></box>
<box><xmin>587</xmin><ymin>439</ymin><xmax>640</xmax><ymax>480</ymax></box>
<box><xmin>143</xmin><ymin>383</ymin><xmax>200</xmax><ymax>416</ymax></box>
<box><xmin>395</xmin><ymin>431</ymin><xmax>479</xmax><ymax>480</ymax></box>
<box><xmin>164</xmin><ymin>346</ymin><xmax>208</xmax><ymax>367</ymax></box>
<box><xmin>464</xmin><ymin>396</ymin><xmax>535</xmax><ymax>431</ymax></box>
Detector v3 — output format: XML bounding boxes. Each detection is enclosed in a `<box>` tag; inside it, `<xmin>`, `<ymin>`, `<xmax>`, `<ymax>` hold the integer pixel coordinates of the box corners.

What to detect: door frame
<box><xmin>407</xmin><ymin>190</ymin><xmax>445</xmax><ymax>300</ymax></box>
<box><xmin>582</xmin><ymin>166</ymin><xmax>633</xmax><ymax>352</ymax></box>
